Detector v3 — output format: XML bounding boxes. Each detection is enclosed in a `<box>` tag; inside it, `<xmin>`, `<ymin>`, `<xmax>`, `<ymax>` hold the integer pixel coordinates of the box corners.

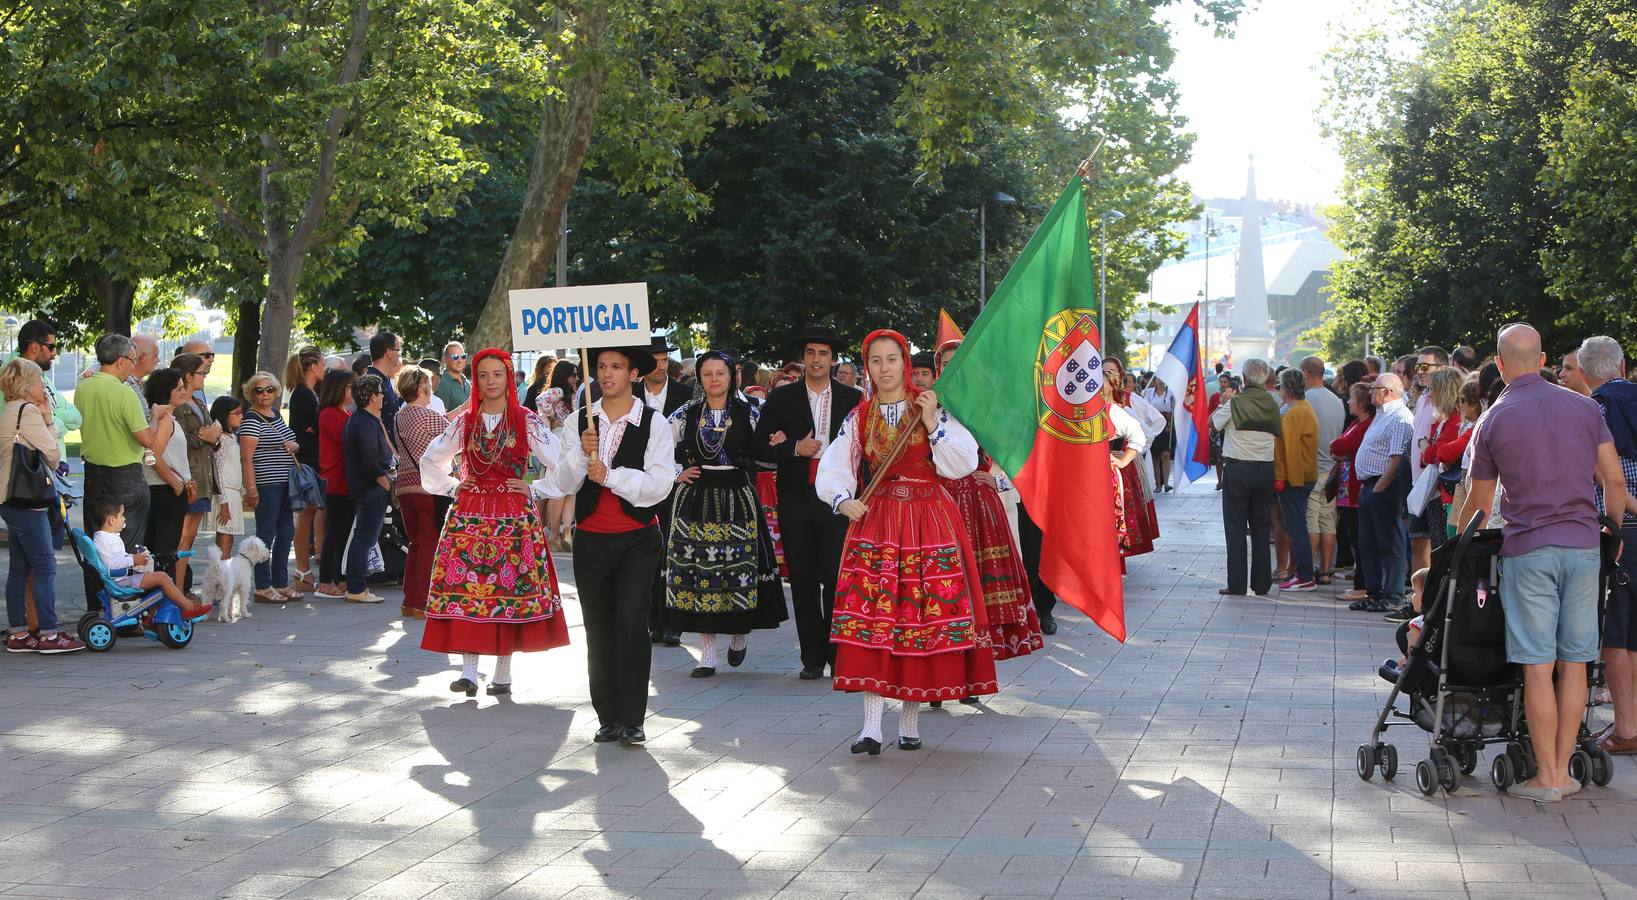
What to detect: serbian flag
<box><xmin>937</xmin><ymin>179</ymin><xmax>1126</xmax><ymax>642</ymax></box>
<box><xmin>1154</xmin><ymin>302</ymin><xmax>1211</xmax><ymax>489</ymax></box>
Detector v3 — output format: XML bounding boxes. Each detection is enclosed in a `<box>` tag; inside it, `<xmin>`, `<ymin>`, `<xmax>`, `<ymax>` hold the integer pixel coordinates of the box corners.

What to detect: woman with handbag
<box><xmin>240</xmin><ymin>370</ymin><xmax>304</xmax><ymax>603</ymax></box>
<box><xmin>394</xmin><ymin>366</ymin><xmax>447</xmax><ymax>619</ymax></box>
<box><xmin>0</xmin><ymin>359</ymin><xmax>80</xmax><ymax>653</ymax></box>
<box><xmin>286</xmin><ymin>347</ymin><xmax>326</xmax><ymax>592</ymax></box>
<box><xmin>143</xmin><ymin>367</ymin><xmax>194</xmax><ymax>588</ymax></box>
<box><xmin>171</xmin><ymin>353</ymin><xmax>222</xmax><ymax>597</ymax></box>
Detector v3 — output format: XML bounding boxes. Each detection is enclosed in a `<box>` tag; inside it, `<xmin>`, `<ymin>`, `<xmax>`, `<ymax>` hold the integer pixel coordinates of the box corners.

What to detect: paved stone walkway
<box><xmin>1</xmin><ymin>485</ymin><xmax>1634</xmax><ymax>899</ymax></box>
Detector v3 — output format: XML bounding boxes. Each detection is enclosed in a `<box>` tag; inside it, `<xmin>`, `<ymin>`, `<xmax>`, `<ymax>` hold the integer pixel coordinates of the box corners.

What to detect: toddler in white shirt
<box><xmin>90</xmin><ymin>497</ymin><xmax>212</xmax><ymax>620</ymax></box>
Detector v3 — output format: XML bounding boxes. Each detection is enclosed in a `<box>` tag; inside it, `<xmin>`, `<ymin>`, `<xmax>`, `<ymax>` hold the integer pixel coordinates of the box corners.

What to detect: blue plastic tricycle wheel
<box><xmin>154</xmin><ymin>620</ymin><xmax>193</xmax><ymax>649</ymax></box>
<box><xmin>79</xmin><ymin>615</ymin><xmax>116</xmax><ymax>652</ymax></box>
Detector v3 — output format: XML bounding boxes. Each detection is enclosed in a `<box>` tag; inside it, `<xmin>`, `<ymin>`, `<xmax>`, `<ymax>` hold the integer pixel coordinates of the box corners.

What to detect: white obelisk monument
<box><xmin>1228</xmin><ymin>157</ymin><xmax>1274</xmax><ymax>368</ymax></box>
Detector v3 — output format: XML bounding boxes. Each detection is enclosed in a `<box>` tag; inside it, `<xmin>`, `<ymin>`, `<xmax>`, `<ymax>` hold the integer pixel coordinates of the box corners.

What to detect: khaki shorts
<box><xmin>1306</xmin><ymin>476</ymin><xmax>1337</xmax><ymax>535</ymax></box>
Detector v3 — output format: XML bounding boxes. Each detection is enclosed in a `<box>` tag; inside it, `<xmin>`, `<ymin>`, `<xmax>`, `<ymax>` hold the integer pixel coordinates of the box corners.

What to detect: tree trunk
<box><xmin>257</xmin><ymin>252</ymin><xmax>300</xmax><ymax>374</ymax></box>
<box><xmin>233</xmin><ymin>294</ymin><xmax>262</xmax><ymax>398</ymax></box>
<box><xmin>89</xmin><ymin>277</ymin><xmax>137</xmax><ymax>336</ymax></box>
<box><xmin>467</xmin><ymin>6</ymin><xmax>610</xmax><ymax>352</ymax></box>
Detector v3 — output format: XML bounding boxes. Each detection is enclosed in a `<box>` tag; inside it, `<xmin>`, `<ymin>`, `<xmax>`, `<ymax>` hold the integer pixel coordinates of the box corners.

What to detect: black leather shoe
<box><xmin>620</xmin><ymin>726</ymin><xmax>646</xmax><ymax>745</ymax></box>
<box><xmin>929</xmin><ymin>701</ymin><xmax>943</xmax><ymax>709</ymax></box>
<box><xmin>450</xmin><ymin>678</ymin><xmax>477</xmax><ymax>697</ymax></box>
<box><xmin>1219</xmin><ymin>588</ymin><xmax>1246</xmax><ymax>596</ymax></box>
<box><xmin>648</xmin><ymin>629</ymin><xmax>663</xmax><ymax>644</ymax></box>
<box><xmin>850</xmin><ymin>737</ymin><xmax>882</xmax><ymax>756</ymax></box>
<box><xmin>798</xmin><ymin>667</ymin><xmax>824</xmax><ymax>680</ymax></box>
<box><xmin>690</xmin><ymin>666</ymin><xmax>715</xmax><ymax>678</ymax></box>
<box><xmin>727</xmin><ymin>646</ymin><xmax>746</xmax><ymax>667</ymax></box>
<box><xmin>661</xmin><ymin>631</ymin><xmax>682</xmax><ymax>647</ymax></box>
<box><xmin>959</xmin><ymin>698</ymin><xmax>980</xmax><ymax>706</ymax></box>
<box><xmin>1040</xmin><ymin>616</ymin><xmax>1057</xmax><ymax>635</ymax></box>
<box><xmin>594</xmin><ymin>723</ymin><xmax>623</xmax><ymax>743</ymax></box>
<box><xmin>897</xmin><ymin>737</ymin><xmax>923</xmax><ymax>751</ymax></box>
<box><xmin>486</xmin><ymin>682</ymin><xmax>511</xmax><ymax>696</ymax></box>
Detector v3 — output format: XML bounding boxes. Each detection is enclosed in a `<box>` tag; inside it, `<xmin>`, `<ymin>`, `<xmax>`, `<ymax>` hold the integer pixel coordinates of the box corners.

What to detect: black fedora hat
<box><xmin>790</xmin><ymin>323</ymin><xmax>845</xmax><ymax>353</ymax></box>
<box><xmin>590</xmin><ymin>345</ymin><xmax>658</xmax><ymax>377</ymax></box>
<box><xmin>649</xmin><ymin>335</ymin><xmax>677</xmax><ymax>354</ymax></box>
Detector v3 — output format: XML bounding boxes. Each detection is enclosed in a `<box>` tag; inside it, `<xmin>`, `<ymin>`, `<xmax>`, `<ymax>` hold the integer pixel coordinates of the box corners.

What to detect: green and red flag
<box><xmin>937</xmin><ymin>178</ymin><xmax>1126</xmax><ymax>641</ymax></box>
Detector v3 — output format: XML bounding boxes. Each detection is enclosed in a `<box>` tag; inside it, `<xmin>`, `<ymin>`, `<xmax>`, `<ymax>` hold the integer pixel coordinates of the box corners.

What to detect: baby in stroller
<box><xmin>1379</xmin><ymin>568</ymin><xmax>1430</xmax><ymax>685</ymax></box>
<box><xmin>90</xmin><ymin>497</ymin><xmax>212</xmax><ymax>621</ymax></box>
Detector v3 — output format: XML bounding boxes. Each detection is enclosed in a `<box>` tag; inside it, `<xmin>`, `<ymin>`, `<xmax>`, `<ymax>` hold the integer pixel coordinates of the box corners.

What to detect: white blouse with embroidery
<box><xmin>815</xmin><ymin>399</ymin><xmax>979</xmax><ymax>513</ymax></box>
<box><xmin>419</xmin><ymin>408</ymin><xmax>561</xmax><ymax>501</ymax></box>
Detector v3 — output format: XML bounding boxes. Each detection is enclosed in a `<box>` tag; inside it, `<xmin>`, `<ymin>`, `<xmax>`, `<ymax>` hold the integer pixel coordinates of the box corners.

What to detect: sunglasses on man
<box><xmin>449</xmin><ymin>354</ymin><xmax>468</xmax><ymax>361</ymax></box>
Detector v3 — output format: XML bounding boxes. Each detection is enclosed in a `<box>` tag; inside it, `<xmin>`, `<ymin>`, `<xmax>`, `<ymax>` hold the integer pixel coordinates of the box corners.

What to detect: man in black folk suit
<box><xmin>753</xmin><ymin>324</ymin><xmax>863</xmax><ymax>679</ymax></box>
<box><xmin>640</xmin><ymin>335</ymin><xmax>691</xmax><ymax>646</ymax></box>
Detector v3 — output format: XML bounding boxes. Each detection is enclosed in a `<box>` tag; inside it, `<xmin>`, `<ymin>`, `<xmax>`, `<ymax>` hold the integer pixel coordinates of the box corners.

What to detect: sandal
<box><xmin>278</xmin><ymin>586</ymin><xmax>306</xmax><ymax>600</ymax></box>
<box><xmin>254</xmin><ymin>588</ymin><xmax>290</xmax><ymax>604</ymax></box>
<box><xmin>293</xmin><ymin>569</ymin><xmax>318</xmax><ymax>590</ymax></box>
<box><xmin>1316</xmin><ymin>571</ymin><xmax>1333</xmax><ymax>586</ymax></box>
<box><xmin>1272</xmin><ymin>570</ymin><xmax>1291</xmax><ymax>582</ymax></box>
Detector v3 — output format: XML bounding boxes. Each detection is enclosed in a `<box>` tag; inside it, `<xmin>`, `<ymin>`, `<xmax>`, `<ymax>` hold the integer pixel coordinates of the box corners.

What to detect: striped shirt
<box><xmin>1354</xmin><ymin>398</ymin><xmax>1414</xmax><ymax>480</ymax></box>
<box><xmin>241</xmin><ymin>409</ymin><xmax>297</xmax><ymax>487</ymax></box>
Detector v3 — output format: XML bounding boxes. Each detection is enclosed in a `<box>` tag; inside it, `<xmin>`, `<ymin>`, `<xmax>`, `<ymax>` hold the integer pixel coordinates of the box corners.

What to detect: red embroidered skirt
<box><xmin>945</xmin><ymin>474</ymin><xmax>1043</xmax><ymax>661</ymax></box>
<box><xmin>830</xmin><ymin>477</ymin><xmax>999</xmax><ymax>701</ymax></box>
<box><xmin>1114</xmin><ymin>462</ymin><xmax>1157</xmax><ymax>558</ymax></box>
<box><xmin>420</xmin><ymin>487</ymin><xmax>570</xmax><ymax>656</ymax></box>
<box><xmin>755</xmin><ymin>468</ymin><xmax>787</xmax><ymax>578</ymax></box>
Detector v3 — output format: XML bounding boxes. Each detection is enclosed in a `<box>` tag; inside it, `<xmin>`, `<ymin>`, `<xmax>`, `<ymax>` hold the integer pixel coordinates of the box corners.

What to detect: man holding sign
<box><xmin>555</xmin><ymin>345</ymin><xmax>676</xmax><ymax>746</ymax></box>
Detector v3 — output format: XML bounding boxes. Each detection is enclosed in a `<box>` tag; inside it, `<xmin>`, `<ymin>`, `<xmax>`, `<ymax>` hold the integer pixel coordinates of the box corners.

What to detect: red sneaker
<box><xmin>34</xmin><ymin>632</ymin><xmax>85</xmax><ymax>654</ymax></box>
<box><xmin>5</xmin><ymin>632</ymin><xmax>39</xmax><ymax>653</ymax></box>
<box><xmin>185</xmin><ymin>604</ymin><xmax>214</xmax><ymax>621</ymax></box>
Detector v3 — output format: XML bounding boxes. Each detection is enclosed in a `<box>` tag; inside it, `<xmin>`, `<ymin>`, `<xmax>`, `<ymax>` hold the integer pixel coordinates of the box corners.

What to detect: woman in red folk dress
<box><xmin>1103</xmin><ymin>359</ymin><xmax>1158</xmax><ymax>560</ymax></box>
<box><xmin>419</xmin><ymin>349</ymin><xmax>569</xmax><ymax>697</ymax></box>
<box><xmin>933</xmin><ymin>340</ymin><xmax>1043</xmax><ymax>664</ymax></box>
<box><xmin>817</xmin><ymin>330</ymin><xmax>997</xmax><ymax>756</ymax></box>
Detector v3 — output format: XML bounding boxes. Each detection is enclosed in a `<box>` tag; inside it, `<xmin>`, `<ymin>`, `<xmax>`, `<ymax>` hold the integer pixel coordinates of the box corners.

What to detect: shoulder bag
<box><xmin>6</xmin><ymin>405</ymin><xmax>55</xmax><ymax>505</ymax></box>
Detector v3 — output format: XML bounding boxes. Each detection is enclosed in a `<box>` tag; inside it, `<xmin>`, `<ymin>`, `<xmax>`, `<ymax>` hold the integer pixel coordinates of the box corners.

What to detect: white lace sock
<box><xmin>729</xmin><ymin>633</ymin><xmax>747</xmax><ymax>652</ymax></box>
<box><xmin>493</xmin><ymin>654</ymin><xmax>513</xmax><ymax>685</ymax></box>
<box><xmin>461</xmin><ymin>654</ymin><xmax>479</xmax><ymax>682</ymax></box>
<box><xmin>860</xmin><ymin>693</ymin><xmax>885</xmax><ymax>743</ymax></box>
<box><xmin>899</xmin><ymin>701</ymin><xmax>921</xmax><ymax>739</ymax></box>
<box><xmin>699</xmin><ymin>633</ymin><xmax>719</xmax><ymax>668</ymax></box>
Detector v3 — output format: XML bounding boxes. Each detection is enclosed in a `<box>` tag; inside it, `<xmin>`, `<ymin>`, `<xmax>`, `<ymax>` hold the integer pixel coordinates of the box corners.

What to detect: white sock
<box><xmin>494</xmin><ymin>654</ymin><xmax>512</xmax><ymax>685</ymax></box>
<box><xmin>461</xmin><ymin>654</ymin><xmax>479</xmax><ymax>681</ymax></box>
<box><xmin>860</xmin><ymin>693</ymin><xmax>884</xmax><ymax>742</ymax></box>
<box><xmin>699</xmin><ymin>633</ymin><xmax>718</xmax><ymax>668</ymax></box>
<box><xmin>729</xmin><ymin>633</ymin><xmax>746</xmax><ymax>652</ymax></box>
<box><xmin>899</xmin><ymin>701</ymin><xmax>921</xmax><ymax>739</ymax></box>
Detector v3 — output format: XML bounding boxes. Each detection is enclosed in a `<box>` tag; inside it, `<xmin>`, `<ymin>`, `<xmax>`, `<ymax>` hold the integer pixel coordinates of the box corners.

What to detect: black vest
<box><xmin>573</xmin><ymin>403</ymin><xmax>661</xmax><ymax>523</ymax></box>
<box><xmin>675</xmin><ymin>398</ymin><xmax>755</xmax><ymax>470</ymax></box>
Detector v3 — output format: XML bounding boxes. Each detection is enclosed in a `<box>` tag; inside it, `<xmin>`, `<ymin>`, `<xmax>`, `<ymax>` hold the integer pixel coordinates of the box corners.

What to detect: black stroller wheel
<box><xmin>1415</xmin><ymin>759</ymin><xmax>1438</xmax><ymax>795</ymax></box>
<box><xmin>1457</xmin><ymin>744</ymin><xmax>1478</xmax><ymax>775</ymax></box>
<box><xmin>1431</xmin><ymin>748</ymin><xmax>1460</xmax><ymax>793</ymax></box>
<box><xmin>1490</xmin><ymin>752</ymin><xmax>1514</xmax><ymax>790</ymax></box>
<box><xmin>1508</xmin><ymin>742</ymin><xmax>1536</xmax><ymax>783</ymax></box>
<box><xmin>1568</xmin><ymin>749</ymin><xmax>1591</xmax><ymax>787</ymax></box>
<box><xmin>1591</xmin><ymin>749</ymin><xmax>1614</xmax><ymax>787</ymax></box>
<box><xmin>1356</xmin><ymin>745</ymin><xmax>1374</xmax><ymax>781</ymax></box>
<box><xmin>1380</xmin><ymin>744</ymin><xmax>1398</xmax><ymax>781</ymax></box>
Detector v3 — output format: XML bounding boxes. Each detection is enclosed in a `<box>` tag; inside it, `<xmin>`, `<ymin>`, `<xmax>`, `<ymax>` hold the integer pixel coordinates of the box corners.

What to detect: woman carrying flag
<box><xmin>817</xmin><ymin>330</ymin><xmax>997</xmax><ymax>756</ymax></box>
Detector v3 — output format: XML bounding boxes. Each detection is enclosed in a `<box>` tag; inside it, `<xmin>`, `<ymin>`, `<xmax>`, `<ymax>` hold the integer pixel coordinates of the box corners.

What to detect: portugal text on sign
<box><xmin>507</xmin><ymin>283</ymin><xmax>650</xmax><ymax>352</ymax></box>
<box><xmin>520</xmin><ymin>302</ymin><xmax>640</xmax><ymax>337</ymax></box>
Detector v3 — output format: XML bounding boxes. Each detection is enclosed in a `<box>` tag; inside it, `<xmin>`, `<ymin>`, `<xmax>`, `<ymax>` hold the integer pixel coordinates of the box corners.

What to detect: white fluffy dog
<box><xmin>202</xmin><ymin>538</ymin><xmax>270</xmax><ymax>623</ymax></box>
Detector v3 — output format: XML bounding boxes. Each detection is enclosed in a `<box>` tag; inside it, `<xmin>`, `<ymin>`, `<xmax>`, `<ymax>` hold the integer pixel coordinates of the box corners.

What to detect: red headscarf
<box><xmin>859</xmin><ymin>328</ymin><xmax>922</xmax><ymax>401</ymax></box>
<box><xmin>463</xmin><ymin>347</ymin><xmax>530</xmax><ymax>467</ymax></box>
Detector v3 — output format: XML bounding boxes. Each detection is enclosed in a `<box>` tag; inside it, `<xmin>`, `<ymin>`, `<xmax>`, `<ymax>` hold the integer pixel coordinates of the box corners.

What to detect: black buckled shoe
<box><xmin>690</xmin><ymin>666</ymin><xmax>715</xmax><ymax>678</ymax></box>
<box><xmin>897</xmin><ymin>737</ymin><xmax>923</xmax><ymax>751</ymax></box>
<box><xmin>727</xmin><ymin>646</ymin><xmax>746</xmax><ymax>667</ymax></box>
<box><xmin>661</xmin><ymin>631</ymin><xmax>682</xmax><ymax>647</ymax></box>
<box><xmin>850</xmin><ymin>737</ymin><xmax>882</xmax><ymax>756</ymax></box>
<box><xmin>594</xmin><ymin>723</ymin><xmax>623</xmax><ymax>743</ymax></box>
<box><xmin>450</xmin><ymin>678</ymin><xmax>478</xmax><ymax>697</ymax></box>
<box><xmin>798</xmin><ymin>667</ymin><xmax>824</xmax><ymax>680</ymax></box>
<box><xmin>1040</xmin><ymin>616</ymin><xmax>1057</xmax><ymax>635</ymax></box>
<box><xmin>487</xmin><ymin>682</ymin><xmax>511</xmax><ymax>696</ymax></box>
<box><xmin>619</xmin><ymin>726</ymin><xmax>646</xmax><ymax>746</ymax></box>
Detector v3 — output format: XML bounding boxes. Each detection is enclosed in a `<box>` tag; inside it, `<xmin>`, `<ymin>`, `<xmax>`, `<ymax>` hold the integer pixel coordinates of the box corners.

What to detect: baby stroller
<box><xmin>67</xmin><ymin>528</ymin><xmax>198</xmax><ymax>652</ymax></box>
<box><xmin>1356</xmin><ymin>512</ymin><xmax>1619</xmax><ymax>794</ymax></box>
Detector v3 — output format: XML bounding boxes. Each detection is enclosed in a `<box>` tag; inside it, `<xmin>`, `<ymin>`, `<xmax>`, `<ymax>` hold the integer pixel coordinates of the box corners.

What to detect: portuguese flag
<box><xmin>937</xmin><ymin>178</ymin><xmax>1126</xmax><ymax>641</ymax></box>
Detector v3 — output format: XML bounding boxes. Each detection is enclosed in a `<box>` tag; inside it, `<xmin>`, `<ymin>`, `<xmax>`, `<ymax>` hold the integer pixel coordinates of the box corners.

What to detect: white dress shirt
<box><xmin>556</xmin><ymin>397</ymin><xmax>677</xmax><ymax>509</ymax></box>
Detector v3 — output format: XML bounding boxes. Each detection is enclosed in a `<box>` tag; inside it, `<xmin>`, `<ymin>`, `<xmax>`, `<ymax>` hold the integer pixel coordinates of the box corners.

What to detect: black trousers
<box><xmin>649</xmin><ymin>489</ymin><xmax>675</xmax><ymax>635</ymax></box>
<box><xmin>1017</xmin><ymin>501</ymin><xmax>1057</xmax><ymax>619</ymax></box>
<box><xmin>1222</xmin><ymin>458</ymin><xmax>1275</xmax><ymax>594</ymax></box>
<box><xmin>576</xmin><ymin>525</ymin><xmax>662</xmax><ymax>728</ymax></box>
<box><xmin>146</xmin><ymin>484</ymin><xmax>188</xmax><ymax>579</ymax></box>
<box><xmin>778</xmin><ymin>492</ymin><xmax>848</xmax><ymax>672</ymax></box>
<box><xmin>82</xmin><ymin>463</ymin><xmax>149</xmax><ymax>611</ymax></box>
<box><xmin>318</xmin><ymin>492</ymin><xmax>355</xmax><ymax>587</ymax></box>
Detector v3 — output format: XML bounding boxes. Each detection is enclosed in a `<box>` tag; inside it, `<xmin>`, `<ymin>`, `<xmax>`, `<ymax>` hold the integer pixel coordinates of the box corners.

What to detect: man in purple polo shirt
<box><xmin>1466</xmin><ymin>323</ymin><xmax>1630</xmax><ymax>802</ymax></box>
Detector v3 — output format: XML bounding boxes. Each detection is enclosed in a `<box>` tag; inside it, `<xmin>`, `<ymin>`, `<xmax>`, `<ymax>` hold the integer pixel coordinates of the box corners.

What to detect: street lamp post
<box><xmin>1201</xmin><ymin>212</ymin><xmax>1215</xmax><ymax>365</ymax></box>
<box><xmin>1098</xmin><ymin>210</ymin><xmax>1124</xmax><ymax>344</ymax></box>
<box><xmin>979</xmin><ymin>191</ymin><xmax>1017</xmax><ymax>306</ymax></box>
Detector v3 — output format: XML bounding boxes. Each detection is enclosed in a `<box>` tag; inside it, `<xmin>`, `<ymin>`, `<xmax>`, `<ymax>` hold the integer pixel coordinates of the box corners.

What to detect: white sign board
<box><xmin>508</xmin><ymin>282</ymin><xmax>650</xmax><ymax>351</ymax></box>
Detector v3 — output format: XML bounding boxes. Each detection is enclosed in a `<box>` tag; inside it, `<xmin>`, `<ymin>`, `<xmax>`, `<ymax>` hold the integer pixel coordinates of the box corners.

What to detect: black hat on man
<box><xmin>790</xmin><ymin>323</ymin><xmax>845</xmax><ymax>354</ymax></box>
<box><xmin>649</xmin><ymin>335</ymin><xmax>677</xmax><ymax>354</ymax></box>
<box><xmin>911</xmin><ymin>351</ymin><xmax>936</xmax><ymax>370</ymax></box>
<box><xmin>592</xmin><ymin>346</ymin><xmax>658</xmax><ymax>377</ymax></box>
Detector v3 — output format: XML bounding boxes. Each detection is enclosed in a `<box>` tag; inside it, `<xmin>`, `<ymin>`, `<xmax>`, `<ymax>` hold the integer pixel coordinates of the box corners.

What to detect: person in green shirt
<box><xmin>432</xmin><ymin>341</ymin><xmax>469</xmax><ymax>414</ymax></box>
<box><xmin>73</xmin><ymin>334</ymin><xmax>165</xmax><ymax>611</ymax></box>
